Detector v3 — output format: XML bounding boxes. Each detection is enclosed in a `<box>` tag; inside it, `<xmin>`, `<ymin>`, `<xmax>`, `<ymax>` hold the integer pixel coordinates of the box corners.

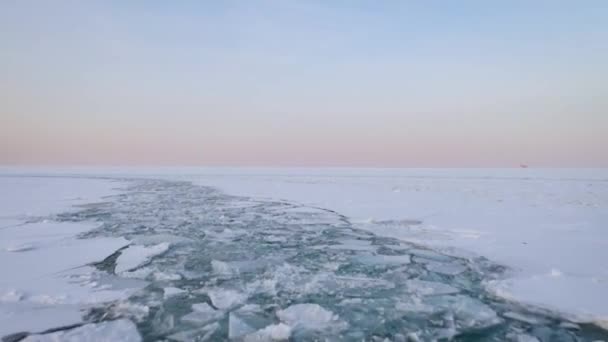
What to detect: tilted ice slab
<box><xmin>181</xmin><ymin>303</ymin><xmax>223</xmax><ymax>325</ymax></box>
<box><xmin>167</xmin><ymin>322</ymin><xmax>220</xmax><ymax>342</ymax></box>
<box><xmin>403</xmin><ymin>279</ymin><xmax>460</xmax><ymax>296</ymax></box>
<box><xmin>115</xmin><ymin>243</ymin><xmax>170</xmax><ymax>275</ymax></box>
<box><xmin>356</xmin><ymin>254</ymin><xmax>411</xmax><ymax>265</ymax></box>
<box><xmin>277</xmin><ymin>303</ymin><xmax>346</xmax><ymax>332</ymax></box>
<box><xmin>22</xmin><ymin>319</ymin><xmax>141</xmax><ymax>342</ymax></box>
<box><xmin>163</xmin><ymin>287</ymin><xmax>186</xmax><ymax>299</ymax></box>
<box><xmin>0</xmin><ymin>221</ymin><xmax>131</xmax><ymax>337</ymax></box>
<box><xmin>0</xmin><ymin>176</ymin><xmax>140</xmax><ymax>338</ymax></box>
<box><xmin>0</xmin><ymin>302</ymin><xmax>83</xmax><ymax>340</ymax></box>
<box><xmin>243</xmin><ymin>323</ymin><xmax>291</xmax><ymax>342</ymax></box>
<box><xmin>228</xmin><ymin>312</ymin><xmax>257</xmax><ymax>339</ymax></box>
<box><xmin>206</xmin><ymin>288</ymin><xmax>248</xmax><ymax>310</ymax></box>
<box><xmin>423</xmin><ymin>258</ymin><xmax>468</xmax><ymax>275</ymax></box>
<box><xmin>0</xmin><ymin>222</ymin><xmax>129</xmax><ymax>283</ymax></box>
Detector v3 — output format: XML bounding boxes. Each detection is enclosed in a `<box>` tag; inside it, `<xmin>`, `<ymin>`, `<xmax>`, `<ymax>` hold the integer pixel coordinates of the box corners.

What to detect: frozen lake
<box><xmin>0</xmin><ymin>168</ymin><xmax>607</xmax><ymax>341</ymax></box>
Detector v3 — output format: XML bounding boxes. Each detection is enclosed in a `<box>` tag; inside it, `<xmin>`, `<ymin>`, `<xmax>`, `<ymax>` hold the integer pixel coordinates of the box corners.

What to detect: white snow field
<box><xmin>0</xmin><ymin>176</ymin><xmax>139</xmax><ymax>337</ymax></box>
<box><xmin>0</xmin><ymin>167</ymin><xmax>607</xmax><ymax>340</ymax></box>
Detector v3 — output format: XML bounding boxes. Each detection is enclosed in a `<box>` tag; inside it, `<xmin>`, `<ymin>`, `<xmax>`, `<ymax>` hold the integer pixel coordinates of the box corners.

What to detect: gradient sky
<box><xmin>1</xmin><ymin>1</ymin><xmax>607</xmax><ymax>167</ymax></box>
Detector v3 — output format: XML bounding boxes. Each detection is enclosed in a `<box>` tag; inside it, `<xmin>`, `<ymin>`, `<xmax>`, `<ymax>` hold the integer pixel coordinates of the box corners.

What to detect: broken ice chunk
<box><xmin>507</xmin><ymin>333</ymin><xmax>541</xmax><ymax>342</ymax></box>
<box><xmin>153</xmin><ymin>272</ymin><xmax>182</xmax><ymax>281</ymax></box>
<box><xmin>163</xmin><ymin>287</ymin><xmax>186</xmax><ymax>299</ymax></box>
<box><xmin>357</xmin><ymin>254</ymin><xmax>411</xmax><ymax>266</ymax></box>
<box><xmin>277</xmin><ymin>303</ymin><xmax>345</xmax><ymax>331</ymax></box>
<box><xmin>0</xmin><ymin>289</ymin><xmax>24</xmax><ymax>302</ymax></box>
<box><xmin>22</xmin><ymin>319</ymin><xmax>141</xmax><ymax>342</ymax></box>
<box><xmin>167</xmin><ymin>322</ymin><xmax>220</xmax><ymax>342</ymax></box>
<box><xmin>115</xmin><ymin>243</ymin><xmax>170</xmax><ymax>274</ymax></box>
<box><xmin>237</xmin><ymin>304</ymin><xmax>263</xmax><ymax>313</ymax></box>
<box><xmin>558</xmin><ymin>321</ymin><xmax>580</xmax><ymax>330</ymax></box>
<box><xmin>503</xmin><ymin>311</ymin><xmax>548</xmax><ymax>325</ymax></box>
<box><xmin>327</xmin><ymin>239</ymin><xmax>376</xmax><ymax>251</ymax></box>
<box><xmin>229</xmin><ymin>312</ymin><xmax>257</xmax><ymax>339</ymax></box>
<box><xmin>405</xmin><ymin>332</ymin><xmax>421</xmax><ymax>342</ymax></box>
<box><xmin>529</xmin><ymin>326</ymin><xmax>579</xmax><ymax>342</ymax></box>
<box><xmin>244</xmin><ymin>323</ymin><xmax>292</xmax><ymax>341</ymax></box>
<box><xmin>404</xmin><ymin>279</ymin><xmax>459</xmax><ymax>296</ymax></box>
<box><xmin>181</xmin><ymin>303</ymin><xmax>222</xmax><ymax>324</ymax></box>
<box><xmin>211</xmin><ymin>260</ymin><xmax>239</xmax><ymax>276</ymax></box>
<box><xmin>426</xmin><ymin>262</ymin><xmax>467</xmax><ymax>276</ymax></box>
<box><xmin>428</xmin><ymin>295</ymin><xmax>502</xmax><ymax>332</ymax></box>
<box><xmin>206</xmin><ymin>288</ymin><xmax>247</xmax><ymax>310</ymax></box>
<box><xmin>410</xmin><ymin>249</ymin><xmax>453</xmax><ymax>262</ymax></box>
<box><xmin>395</xmin><ymin>296</ymin><xmax>435</xmax><ymax>314</ymax></box>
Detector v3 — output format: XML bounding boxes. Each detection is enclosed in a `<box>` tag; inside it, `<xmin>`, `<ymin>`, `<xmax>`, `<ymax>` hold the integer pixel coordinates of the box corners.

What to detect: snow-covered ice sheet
<box><xmin>486</xmin><ymin>273</ymin><xmax>608</xmax><ymax>328</ymax></box>
<box><xmin>22</xmin><ymin>319</ymin><xmax>141</xmax><ymax>342</ymax></box>
<box><xmin>0</xmin><ymin>176</ymin><xmax>136</xmax><ymax>337</ymax></box>
<box><xmin>0</xmin><ymin>176</ymin><xmax>119</xmax><ymax>218</ymax></box>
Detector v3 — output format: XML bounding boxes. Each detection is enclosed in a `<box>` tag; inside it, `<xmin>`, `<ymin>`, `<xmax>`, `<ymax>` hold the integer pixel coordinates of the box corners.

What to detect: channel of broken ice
<box><xmin>2</xmin><ymin>172</ymin><xmax>608</xmax><ymax>341</ymax></box>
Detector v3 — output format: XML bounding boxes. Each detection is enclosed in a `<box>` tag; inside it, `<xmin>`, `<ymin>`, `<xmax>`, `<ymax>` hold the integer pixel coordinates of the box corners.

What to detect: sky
<box><xmin>1</xmin><ymin>1</ymin><xmax>607</xmax><ymax>167</ymax></box>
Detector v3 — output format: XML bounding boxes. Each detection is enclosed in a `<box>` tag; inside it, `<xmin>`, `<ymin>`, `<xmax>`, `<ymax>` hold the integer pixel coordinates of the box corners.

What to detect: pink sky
<box><xmin>1</xmin><ymin>1</ymin><xmax>607</xmax><ymax>167</ymax></box>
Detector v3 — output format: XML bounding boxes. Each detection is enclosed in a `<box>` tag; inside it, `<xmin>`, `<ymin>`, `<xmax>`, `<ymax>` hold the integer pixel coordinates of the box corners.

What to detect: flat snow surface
<box><xmin>1</xmin><ymin>168</ymin><xmax>607</xmax><ymax>340</ymax></box>
<box><xmin>0</xmin><ymin>176</ymin><xmax>135</xmax><ymax>337</ymax></box>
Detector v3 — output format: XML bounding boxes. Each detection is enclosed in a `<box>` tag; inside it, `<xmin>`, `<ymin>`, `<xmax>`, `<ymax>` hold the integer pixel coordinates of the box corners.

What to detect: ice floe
<box><xmin>228</xmin><ymin>312</ymin><xmax>257</xmax><ymax>339</ymax></box>
<box><xmin>22</xmin><ymin>319</ymin><xmax>141</xmax><ymax>342</ymax></box>
<box><xmin>181</xmin><ymin>303</ymin><xmax>222</xmax><ymax>324</ymax></box>
<box><xmin>206</xmin><ymin>288</ymin><xmax>247</xmax><ymax>310</ymax></box>
<box><xmin>244</xmin><ymin>323</ymin><xmax>291</xmax><ymax>341</ymax></box>
<box><xmin>163</xmin><ymin>287</ymin><xmax>186</xmax><ymax>299</ymax></box>
<box><xmin>277</xmin><ymin>303</ymin><xmax>345</xmax><ymax>332</ymax></box>
<box><xmin>115</xmin><ymin>243</ymin><xmax>170</xmax><ymax>275</ymax></box>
